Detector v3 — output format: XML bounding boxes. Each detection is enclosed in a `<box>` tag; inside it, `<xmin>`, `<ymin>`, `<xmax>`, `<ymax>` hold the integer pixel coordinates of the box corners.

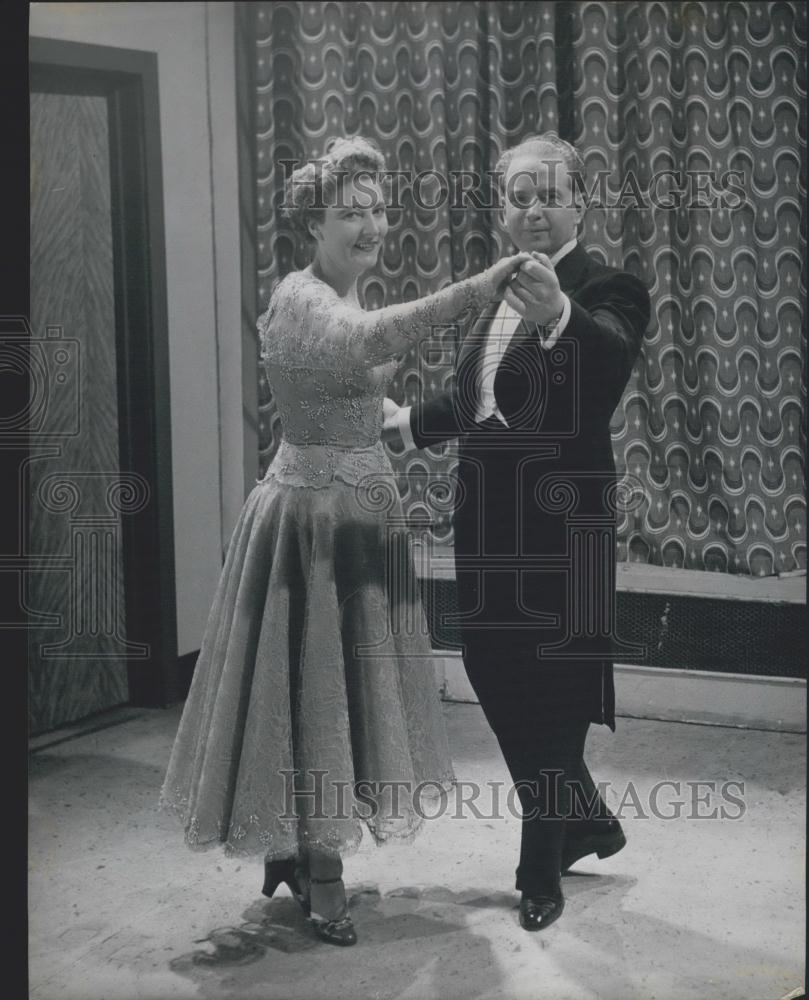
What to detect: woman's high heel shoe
<box><xmin>262</xmin><ymin>858</ymin><xmax>310</xmax><ymax>916</ymax></box>
<box><xmin>308</xmin><ymin>876</ymin><xmax>357</xmax><ymax>947</ymax></box>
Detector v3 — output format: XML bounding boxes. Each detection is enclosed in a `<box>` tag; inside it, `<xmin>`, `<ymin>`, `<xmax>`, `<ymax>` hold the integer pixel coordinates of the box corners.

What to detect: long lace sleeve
<box><xmin>260</xmin><ymin>268</ymin><xmax>501</xmax><ymax>371</ymax></box>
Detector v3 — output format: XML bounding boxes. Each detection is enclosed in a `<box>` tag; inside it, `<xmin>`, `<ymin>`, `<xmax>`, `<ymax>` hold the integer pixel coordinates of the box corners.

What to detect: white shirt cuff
<box><xmin>396</xmin><ymin>405</ymin><xmax>417</xmax><ymax>451</ymax></box>
<box><xmin>542</xmin><ymin>293</ymin><xmax>571</xmax><ymax>350</ymax></box>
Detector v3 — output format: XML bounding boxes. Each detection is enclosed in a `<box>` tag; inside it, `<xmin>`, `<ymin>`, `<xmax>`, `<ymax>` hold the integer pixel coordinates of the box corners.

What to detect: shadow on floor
<box><xmin>167</xmin><ymin>882</ymin><xmax>521</xmax><ymax>999</ymax></box>
<box><xmin>164</xmin><ymin>871</ymin><xmax>803</xmax><ymax>1000</ymax></box>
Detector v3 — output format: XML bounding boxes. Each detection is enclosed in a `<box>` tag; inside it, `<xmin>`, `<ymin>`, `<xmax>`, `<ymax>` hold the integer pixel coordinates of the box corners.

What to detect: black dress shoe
<box><xmin>562</xmin><ymin>818</ymin><xmax>626</xmax><ymax>872</ymax></box>
<box><xmin>519</xmin><ymin>889</ymin><xmax>564</xmax><ymax>931</ymax></box>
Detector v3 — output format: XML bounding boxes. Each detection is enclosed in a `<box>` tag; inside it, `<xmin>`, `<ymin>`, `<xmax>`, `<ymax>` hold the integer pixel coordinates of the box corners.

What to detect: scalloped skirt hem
<box><xmin>158</xmin><ymin>775</ymin><xmax>457</xmax><ymax>862</ymax></box>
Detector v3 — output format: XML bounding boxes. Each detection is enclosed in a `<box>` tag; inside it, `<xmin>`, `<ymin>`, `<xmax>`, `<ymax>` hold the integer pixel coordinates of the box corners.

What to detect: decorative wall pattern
<box><xmin>248</xmin><ymin>1</ymin><xmax>806</xmax><ymax>577</ymax></box>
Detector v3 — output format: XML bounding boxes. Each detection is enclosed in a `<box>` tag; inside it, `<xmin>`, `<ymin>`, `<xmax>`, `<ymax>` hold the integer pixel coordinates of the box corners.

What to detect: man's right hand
<box><xmin>503</xmin><ymin>254</ymin><xmax>566</xmax><ymax>326</ymax></box>
<box><xmin>382</xmin><ymin>397</ymin><xmax>404</xmax><ymax>445</ymax></box>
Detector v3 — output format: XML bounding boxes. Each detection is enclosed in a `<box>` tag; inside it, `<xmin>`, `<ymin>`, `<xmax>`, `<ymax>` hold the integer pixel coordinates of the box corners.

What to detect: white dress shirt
<box><xmin>396</xmin><ymin>239</ymin><xmax>577</xmax><ymax>449</ymax></box>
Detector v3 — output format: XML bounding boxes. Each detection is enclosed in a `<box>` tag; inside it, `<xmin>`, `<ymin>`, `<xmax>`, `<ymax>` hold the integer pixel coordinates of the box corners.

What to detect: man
<box><xmin>384</xmin><ymin>134</ymin><xmax>651</xmax><ymax>931</ymax></box>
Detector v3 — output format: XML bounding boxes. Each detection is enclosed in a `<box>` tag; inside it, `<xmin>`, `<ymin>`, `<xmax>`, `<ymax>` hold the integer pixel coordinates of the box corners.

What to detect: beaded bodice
<box><xmin>256</xmin><ymin>267</ymin><xmax>492</xmax><ymax>488</ymax></box>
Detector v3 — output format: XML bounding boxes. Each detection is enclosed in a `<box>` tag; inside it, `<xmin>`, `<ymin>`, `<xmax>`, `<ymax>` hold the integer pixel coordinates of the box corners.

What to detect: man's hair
<box><xmin>281</xmin><ymin>136</ymin><xmax>387</xmax><ymax>241</ymax></box>
<box><xmin>494</xmin><ymin>132</ymin><xmax>586</xmax><ymax>190</ymax></box>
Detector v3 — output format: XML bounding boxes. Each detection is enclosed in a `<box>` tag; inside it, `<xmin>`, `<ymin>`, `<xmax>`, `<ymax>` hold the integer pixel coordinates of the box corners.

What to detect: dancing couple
<box><xmin>160</xmin><ymin>133</ymin><xmax>650</xmax><ymax>944</ymax></box>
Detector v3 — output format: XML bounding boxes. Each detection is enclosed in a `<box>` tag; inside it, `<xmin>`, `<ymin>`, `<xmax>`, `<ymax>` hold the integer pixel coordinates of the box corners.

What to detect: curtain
<box><xmin>571</xmin><ymin>1</ymin><xmax>806</xmax><ymax>576</ymax></box>
<box><xmin>244</xmin><ymin>0</ymin><xmax>806</xmax><ymax>577</ymax></box>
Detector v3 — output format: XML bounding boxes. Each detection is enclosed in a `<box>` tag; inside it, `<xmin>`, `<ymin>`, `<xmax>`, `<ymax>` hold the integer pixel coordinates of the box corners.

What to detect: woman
<box><xmin>159</xmin><ymin>137</ymin><xmax>529</xmax><ymax>946</ymax></box>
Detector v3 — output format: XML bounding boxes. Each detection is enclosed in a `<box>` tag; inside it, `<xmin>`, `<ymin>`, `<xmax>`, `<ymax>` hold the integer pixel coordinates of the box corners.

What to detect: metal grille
<box><xmin>419</xmin><ymin>579</ymin><xmax>806</xmax><ymax>679</ymax></box>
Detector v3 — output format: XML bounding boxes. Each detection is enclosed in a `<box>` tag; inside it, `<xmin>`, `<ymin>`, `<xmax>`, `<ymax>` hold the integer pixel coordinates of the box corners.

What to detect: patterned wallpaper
<box><xmin>247</xmin><ymin>1</ymin><xmax>806</xmax><ymax>577</ymax></box>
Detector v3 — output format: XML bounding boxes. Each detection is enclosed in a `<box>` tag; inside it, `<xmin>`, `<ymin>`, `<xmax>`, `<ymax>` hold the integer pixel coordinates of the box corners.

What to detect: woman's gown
<box><xmin>159</xmin><ymin>269</ymin><xmax>457</xmax><ymax>861</ymax></box>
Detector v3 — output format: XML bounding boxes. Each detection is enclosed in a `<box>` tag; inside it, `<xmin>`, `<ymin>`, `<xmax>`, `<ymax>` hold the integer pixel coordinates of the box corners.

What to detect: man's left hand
<box><xmin>504</xmin><ymin>253</ymin><xmax>565</xmax><ymax>326</ymax></box>
<box><xmin>382</xmin><ymin>397</ymin><xmax>403</xmax><ymax>445</ymax></box>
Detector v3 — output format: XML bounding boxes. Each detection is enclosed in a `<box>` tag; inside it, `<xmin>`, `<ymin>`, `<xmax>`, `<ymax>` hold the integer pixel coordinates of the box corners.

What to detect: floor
<box><xmin>29</xmin><ymin>702</ymin><xmax>805</xmax><ymax>1000</ymax></box>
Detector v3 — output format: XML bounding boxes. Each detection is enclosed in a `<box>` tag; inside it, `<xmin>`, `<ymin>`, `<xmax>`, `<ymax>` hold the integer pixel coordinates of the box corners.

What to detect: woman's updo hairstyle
<box><xmin>282</xmin><ymin>136</ymin><xmax>387</xmax><ymax>242</ymax></box>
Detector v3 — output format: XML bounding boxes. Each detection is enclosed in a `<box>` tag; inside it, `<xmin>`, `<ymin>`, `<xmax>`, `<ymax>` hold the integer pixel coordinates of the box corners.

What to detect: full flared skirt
<box><xmin>159</xmin><ymin>475</ymin><xmax>455</xmax><ymax>860</ymax></box>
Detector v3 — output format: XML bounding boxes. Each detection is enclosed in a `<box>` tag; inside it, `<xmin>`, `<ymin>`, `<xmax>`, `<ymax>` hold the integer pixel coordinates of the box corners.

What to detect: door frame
<box><xmin>30</xmin><ymin>37</ymin><xmax>179</xmax><ymax>706</ymax></box>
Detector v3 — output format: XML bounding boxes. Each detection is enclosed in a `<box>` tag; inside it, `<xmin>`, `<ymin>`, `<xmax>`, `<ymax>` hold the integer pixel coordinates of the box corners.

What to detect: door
<box><xmin>28</xmin><ymin>39</ymin><xmax>178</xmax><ymax>735</ymax></box>
<box><xmin>28</xmin><ymin>85</ymin><xmax>130</xmax><ymax>732</ymax></box>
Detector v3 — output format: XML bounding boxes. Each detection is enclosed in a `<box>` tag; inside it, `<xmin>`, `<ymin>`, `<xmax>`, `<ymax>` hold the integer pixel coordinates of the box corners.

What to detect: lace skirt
<box><xmin>159</xmin><ymin>441</ymin><xmax>455</xmax><ymax>861</ymax></box>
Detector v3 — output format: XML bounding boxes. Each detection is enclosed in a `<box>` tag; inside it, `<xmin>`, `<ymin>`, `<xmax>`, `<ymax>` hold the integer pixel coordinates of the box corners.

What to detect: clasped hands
<box><xmin>501</xmin><ymin>251</ymin><xmax>566</xmax><ymax>327</ymax></box>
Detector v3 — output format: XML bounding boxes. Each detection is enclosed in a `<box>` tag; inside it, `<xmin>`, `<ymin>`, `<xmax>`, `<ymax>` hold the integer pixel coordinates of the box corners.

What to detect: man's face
<box><xmin>501</xmin><ymin>149</ymin><xmax>582</xmax><ymax>255</ymax></box>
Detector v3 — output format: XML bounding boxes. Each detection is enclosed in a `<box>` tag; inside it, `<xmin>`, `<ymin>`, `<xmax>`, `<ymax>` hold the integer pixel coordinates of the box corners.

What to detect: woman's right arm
<box><xmin>261</xmin><ymin>255</ymin><xmax>529</xmax><ymax>370</ymax></box>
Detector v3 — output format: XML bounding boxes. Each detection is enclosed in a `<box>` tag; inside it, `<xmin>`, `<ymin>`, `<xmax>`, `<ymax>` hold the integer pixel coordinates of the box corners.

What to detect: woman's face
<box><xmin>309</xmin><ymin>174</ymin><xmax>389</xmax><ymax>279</ymax></box>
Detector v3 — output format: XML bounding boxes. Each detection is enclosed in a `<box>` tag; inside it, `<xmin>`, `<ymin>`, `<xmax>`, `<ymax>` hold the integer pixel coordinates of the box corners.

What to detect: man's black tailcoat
<box><xmin>409</xmin><ymin>244</ymin><xmax>651</xmax><ymax>733</ymax></box>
